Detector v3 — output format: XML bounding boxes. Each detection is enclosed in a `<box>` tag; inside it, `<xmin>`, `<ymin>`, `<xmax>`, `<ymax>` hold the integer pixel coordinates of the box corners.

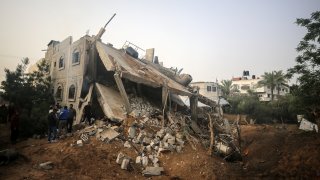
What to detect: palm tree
<box><xmin>258</xmin><ymin>70</ymin><xmax>287</xmax><ymax>101</ymax></box>
<box><xmin>219</xmin><ymin>80</ymin><xmax>238</xmax><ymax>97</ymax></box>
<box><xmin>274</xmin><ymin>70</ymin><xmax>287</xmax><ymax>96</ymax></box>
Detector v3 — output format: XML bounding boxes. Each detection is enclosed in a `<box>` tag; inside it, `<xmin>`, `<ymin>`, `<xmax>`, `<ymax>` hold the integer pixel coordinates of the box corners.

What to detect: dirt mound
<box><xmin>0</xmin><ymin>124</ymin><xmax>319</xmax><ymax>179</ymax></box>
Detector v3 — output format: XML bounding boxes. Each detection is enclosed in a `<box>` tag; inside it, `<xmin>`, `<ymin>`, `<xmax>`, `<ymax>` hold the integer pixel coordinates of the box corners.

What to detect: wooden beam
<box><xmin>114</xmin><ymin>72</ymin><xmax>132</xmax><ymax>114</ymax></box>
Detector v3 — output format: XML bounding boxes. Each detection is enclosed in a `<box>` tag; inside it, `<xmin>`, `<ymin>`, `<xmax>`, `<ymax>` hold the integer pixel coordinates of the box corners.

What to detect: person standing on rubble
<box><xmin>58</xmin><ymin>106</ymin><xmax>68</xmax><ymax>137</ymax></box>
<box><xmin>82</xmin><ymin>101</ymin><xmax>92</xmax><ymax>125</ymax></box>
<box><xmin>67</xmin><ymin>104</ymin><xmax>76</xmax><ymax>133</ymax></box>
<box><xmin>48</xmin><ymin>108</ymin><xmax>58</xmax><ymax>143</ymax></box>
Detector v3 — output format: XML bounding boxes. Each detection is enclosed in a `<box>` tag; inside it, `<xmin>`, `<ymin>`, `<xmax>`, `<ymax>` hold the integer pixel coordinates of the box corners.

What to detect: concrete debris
<box><xmin>39</xmin><ymin>161</ymin><xmax>54</xmax><ymax>170</ymax></box>
<box><xmin>116</xmin><ymin>152</ymin><xmax>125</xmax><ymax>164</ymax></box>
<box><xmin>76</xmin><ymin>140</ymin><xmax>83</xmax><ymax>147</ymax></box>
<box><xmin>142</xmin><ymin>166</ymin><xmax>164</xmax><ymax>176</ymax></box>
<box><xmin>124</xmin><ymin>141</ymin><xmax>131</xmax><ymax>148</ymax></box>
<box><xmin>121</xmin><ymin>157</ymin><xmax>130</xmax><ymax>170</ymax></box>
<box><xmin>97</xmin><ymin>128</ymin><xmax>120</xmax><ymax>142</ymax></box>
<box><xmin>299</xmin><ymin>118</ymin><xmax>319</xmax><ymax>133</ymax></box>
<box><xmin>142</xmin><ymin>156</ymin><xmax>149</xmax><ymax>167</ymax></box>
<box><xmin>135</xmin><ymin>156</ymin><xmax>142</xmax><ymax>164</ymax></box>
<box><xmin>80</xmin><ymin>133</ymin><xmax>89</xmax><ymax>142</ymax></box>
<box><xmin>215</xmin><ymin>142</ymin><xmax>231</xmax><ymax>155</ymax></box>
<box><xmin>128</xmin><ymin>126</ymin><xmax>136</xmax><ymax>139</ymax></box>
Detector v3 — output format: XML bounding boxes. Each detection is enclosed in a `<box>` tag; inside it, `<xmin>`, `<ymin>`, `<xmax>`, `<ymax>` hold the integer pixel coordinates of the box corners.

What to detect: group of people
<box><xmin>47</xmin><ymin>103</ymin><xmax>76</xmax><ymax>143</ymax></box>
<box><xmin>47</xmin><ymin>101</ymin><xmax>93</xmax><ymax>143</ymax></box>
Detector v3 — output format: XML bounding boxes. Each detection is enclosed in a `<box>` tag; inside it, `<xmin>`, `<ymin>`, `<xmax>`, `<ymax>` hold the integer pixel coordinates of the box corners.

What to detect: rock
<box><xmin>76</xmin><ymin>140</ymin><xmax>83</xmax><ymax>147</ymax></box>
<box><xmin>163</xmin><ymin>133</ymin><xmax>174</xmax><ymax>142</ymax></box>
<box><xmin>175</xmin><ymin>132</ymin><xmax>184</xmax><ymax>139</ymax></box>
<box><xmin>167</xmin><ymin>138</ymin><xmax>175</xmax><ymax>145</ymax></box>
<box><xmin>128</xmin><ymin>126</ymin><xmax>136</xmax><ymax>139</ymax></box>
<box><xmin>111</xmin><ymin>126</ymin><xmax>119</xmax><ymax>131</ymax></box>
<box><xmin>124</xmin><ymin>141</ymin><xmax>131</xmax><ymax>148</ymax></box>
<box><xmin>142</xmin><ymin>156</ymin><xmax>149</xmax><ymax>167</ymax></box>
<box><xmin>135</xmin><ymin>156</ymin><xmax>142</xmax><ymax>164</ymax></box>
<box><xmin>136</xmin><ymin>131</ymin><xmax>145</xmax><ymax>143</ymax></box>
<box><xmin>98</xmin><ymin>128</ymin><xmax>120</xmax><ymax>142</ymax></box>
<box><xmin>152</xmin><ymin>157</ymin><xmax>159</xmax><ymax>164</ymax></box>
<box><xmin>142</xmin><ymin>166</ymin><xmax>164</xmax><ymax>176</ymax></box>
<box><xmin>39</xmin><ymin>161</ymin><xmax>53</xmax><ymax>170</ymax></box>
<box><xmin>143</xmin><ymin>137</ymin><xmax>151</xmax><ymax>145</ymax></box>
<box><xmin>121</xmin><ymin>158</ymin><xmax>130</xmax><ymax>170</ymax></box>
<box><xmin>116</xmin><ymin>152</ymin><xmax>125</xmax><ymax>164</ymax></box>
<box><xmin>146</xmin><ymin>145</ymin><xmax>152</xmax><ymax>152</ymax></box>
<box><xmin>156</xmin><ymin>129</ymin><xmax>165</xmax><ymax>139</ymax></box>
<box><xmin>176</xmin><ymin>138</ymin><xmax>185</xmax><ymax>146</ymax></box>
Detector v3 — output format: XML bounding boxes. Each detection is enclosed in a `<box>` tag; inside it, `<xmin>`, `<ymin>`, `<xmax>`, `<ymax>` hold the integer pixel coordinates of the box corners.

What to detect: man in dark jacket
<box><xmin>48</xmin><ymin>108</ymin><xmax>58</xmax><ymax>142</ymax></box>
<box><xmin>82</xmin><ymin>101</ymin><xmax>92</xmax><ymax>125</ymax></box>
<box><xmin>67</xmin><ymin>104</ymin><xmax>76</xmax><ymax>133</ymax></box>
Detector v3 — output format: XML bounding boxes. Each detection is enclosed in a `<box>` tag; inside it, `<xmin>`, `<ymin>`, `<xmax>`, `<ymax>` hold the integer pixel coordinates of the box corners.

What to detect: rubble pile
<box><xmin>73</xmin><ymin>96</ymin><xmax>241</xmax><ymax>177</ymax></box>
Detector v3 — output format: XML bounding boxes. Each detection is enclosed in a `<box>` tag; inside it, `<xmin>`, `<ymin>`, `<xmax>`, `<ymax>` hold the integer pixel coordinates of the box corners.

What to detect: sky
<box><xmin>0</xmin><ymin>0</ymin><xmax>319</xmax><ymax>83</ymax></box>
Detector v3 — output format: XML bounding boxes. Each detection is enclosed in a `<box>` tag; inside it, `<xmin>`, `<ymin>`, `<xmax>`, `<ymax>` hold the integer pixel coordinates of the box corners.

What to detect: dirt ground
<box><xmin>0</xmin><ymin>123</ymin><xmax>319</xmax><ymax>179</ymax></box>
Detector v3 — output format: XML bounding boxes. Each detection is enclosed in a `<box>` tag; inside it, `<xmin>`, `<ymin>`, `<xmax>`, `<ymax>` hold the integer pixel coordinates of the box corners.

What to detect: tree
<box><xmin>219</xmin><ymin>80</ymin><xmax>238</xmax><ymax>97</ymax></box>
<box><xmin>258</xmin><ymin>71</ymin><xmax>276</xmax><ymax>101</ymax></box>
<box><xmin>0</xmin><ymin>58</ymin><xmax>54</xmax><ymax>136</ymax></box>
<box><xmin>258</xmin><ymin>70</ymin><xmax>287</xmax><ymax>101</ymax></box>
<box><xmin>287</xmin><ymin>11</ymin><xmax>320</xmax><ymax>123</ymax></box>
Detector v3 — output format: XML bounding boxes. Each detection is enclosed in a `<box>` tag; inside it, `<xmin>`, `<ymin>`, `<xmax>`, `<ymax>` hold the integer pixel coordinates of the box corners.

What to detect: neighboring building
<box><xmin>231</xmin><ymin>72</ymin><xmax>289</xmax><ymax>101</ymax></box>
<box><xmin>191</xmin><ymin>82</ymin><xmax>221</xmax><ymax>101</ymax></box>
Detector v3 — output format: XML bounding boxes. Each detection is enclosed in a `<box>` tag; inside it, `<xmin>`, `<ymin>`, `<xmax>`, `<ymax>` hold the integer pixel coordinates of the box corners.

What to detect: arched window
<box><xmin>56</xmin><ymin>86</ymin><xmax>63</xmax><ymax>100</ymax></box>
<box><xmin>59</xmin><ymin>56</ymin><xmax>64</xmax><ymax>69</ymax></box>
<box><xmin>72</xmin><ymin>50</ymin><xmax>80</xmax><ymax>64</ymax></box>
<box><xmin>68</xmin><ymin>84</ymin><xmax>76</xmax><ymax>100</ymax></box>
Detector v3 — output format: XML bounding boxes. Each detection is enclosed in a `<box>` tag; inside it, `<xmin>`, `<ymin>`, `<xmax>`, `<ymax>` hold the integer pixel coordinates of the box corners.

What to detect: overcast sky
<box><xmin>0</xmin><ymin>0</ymin><xmax>319</xmax><ymax>83</ymax></box>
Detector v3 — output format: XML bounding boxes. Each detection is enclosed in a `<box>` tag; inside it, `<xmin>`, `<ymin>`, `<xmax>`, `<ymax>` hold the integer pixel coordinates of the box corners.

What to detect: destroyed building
<box><xmin>43</xmin><ymin>17</ymin><xmax>202</xmax><ymax>124</ymax></box>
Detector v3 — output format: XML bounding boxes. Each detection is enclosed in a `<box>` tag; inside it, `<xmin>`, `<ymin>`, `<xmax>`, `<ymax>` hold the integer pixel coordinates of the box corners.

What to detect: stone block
<box><xmin>116</xmin><ymin>152</ymin><xmax>125</xmax><ymax>164</ymax></box>
<box><xmin>142</xmin><ymin>156</ymin><xmax>149</xmax><ymax>167</ymax></box>
<box><xmin>128</xmin><ymin>126</ymin><xmax>136</xmax><ymax>139</ymax></box>
<box><xmin>142</xmin><ymin>166</ymin><xmax>164</xmax><ymax>176</ymax></box>
<box><xmin>121</xmin><ymin>158</ymin><xmax>130</xmax><ymax>170</ymax></box>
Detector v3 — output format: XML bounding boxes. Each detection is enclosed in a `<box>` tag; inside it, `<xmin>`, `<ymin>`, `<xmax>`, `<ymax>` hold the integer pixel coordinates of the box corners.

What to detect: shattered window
<box><xmin>72</xmin><ymin>50</ymin><xmax>80</xmax><ymax>64</ymax></box>
<box><xmin>207</xmin><ymin>86</ymin><xmax>211</xmax><ymax>92</ymax></box>
<box><xmin>68</xmin><ymin>85</ymin><xmax>76</xmax><ymax>100</ymax></box>
<box><xmin>56</xmin><ymin>86</ymin><xmax>63</xmax><ymax>100</ymax></box>
<box><xmin>59</xmin><ymin>57</ymin><xmax>64</xmax><ymax>69</ymax></box>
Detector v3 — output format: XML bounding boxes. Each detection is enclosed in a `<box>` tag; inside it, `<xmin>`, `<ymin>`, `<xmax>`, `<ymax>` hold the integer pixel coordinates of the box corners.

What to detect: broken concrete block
<box><xmin>176</xmin><ymin>138</ymin><xmax>185</xmax><ymax>146</ymax></box>
<box><xmin>39</xmin><ymin>161</ymin><xmax>53</xmax><ymax>170</ymax></box>
<box><xmin>111</xmin><ymin>126</ymin><xmax>119</xmax><ymax>131</ymax></box>
<box><xmin>142</xmin><ymin>156</ymin><xmax>149</xmax><ymax>167</ymax></box>
<box><xmin>80</xmin><ymin>133</ymin><xmax>89</xmax><ymax>142</ymax></box>
<box><xmin>143</xmin><ymin>137</ymin><xmax>151</xmax><ymax>145</ymax></box>
<box><xmin>163</xmin><ymin>133</ymin><xmax>174</xmax><ymax>142</ymax></box>
<box><xmin>128</xmin><ymin>126</ymin><xmax>136</xmax><ymax>139</ymax></box>
<box><xmin>167</xmin><ymin>138</ymin><xmax>175</xmax><ymax>145</ymax></box>
<box><xmin>98</xmin><ymin>128</ymin><xmax>120</xmax><ymax>142</ymax></box>
<box><xmin>142</xmin><ymin>166</ymin><xmax>164</xmax><ymax>176</ymax></box>
<box><xmin>156</xmin><ymin>129</ymin><xmax>165</xmax><ymax>139</ymax></box>
<box><xmin>136</xmin><ymin>131</ymin><xmax>145</xmax><ymax>143</ymax></box>
<box><xmin>146</xmin><ymin>145</ymin><xmax>152</xmax><ymax>152</ymax></box>
<box><xmin>136</xmin><ymin>156</ymin><xmax>142</xmax><ymax>164</ymax></box>
<box><xmin>76</xmin><ymin>140</ymin><xmax>83</xmax><ymax>147</ymax></box>
<box><xmin>121</xmin><ymin>158</ymin><xmax>130</xmax><ymax>170</ymax></box>
<box><xmin>299</xmin><ymin>118</ymin><xmax>319</xmax><ymax>133</ymax></box>
<box><xmin>175</xmin><ymin>132</ymin><xmax>184</xmax><ymax>139</ymax></box>
<box><xmin>124</xmin><ymin>141</ymin><xmax>131</xmax><ymax>148</ymax></box>
<box><xmin>116</xmin><ymin>152</ymin><xmax>125</xmax><ymax>164</ymax></box>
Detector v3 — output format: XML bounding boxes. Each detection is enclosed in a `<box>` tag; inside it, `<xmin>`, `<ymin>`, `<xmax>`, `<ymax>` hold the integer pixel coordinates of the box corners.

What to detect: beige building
<box><xmin>231</xmin><ymin>74</ymin><xmax>289</xmax><ymax>101</ymax></box>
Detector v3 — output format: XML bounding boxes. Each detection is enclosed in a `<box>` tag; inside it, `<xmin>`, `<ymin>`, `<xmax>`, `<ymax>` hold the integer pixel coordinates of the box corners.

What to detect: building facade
<box><xmin>231</xmin><ymin>75</ymin><xmax>290</xmax><ymax>101</ymax></box>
